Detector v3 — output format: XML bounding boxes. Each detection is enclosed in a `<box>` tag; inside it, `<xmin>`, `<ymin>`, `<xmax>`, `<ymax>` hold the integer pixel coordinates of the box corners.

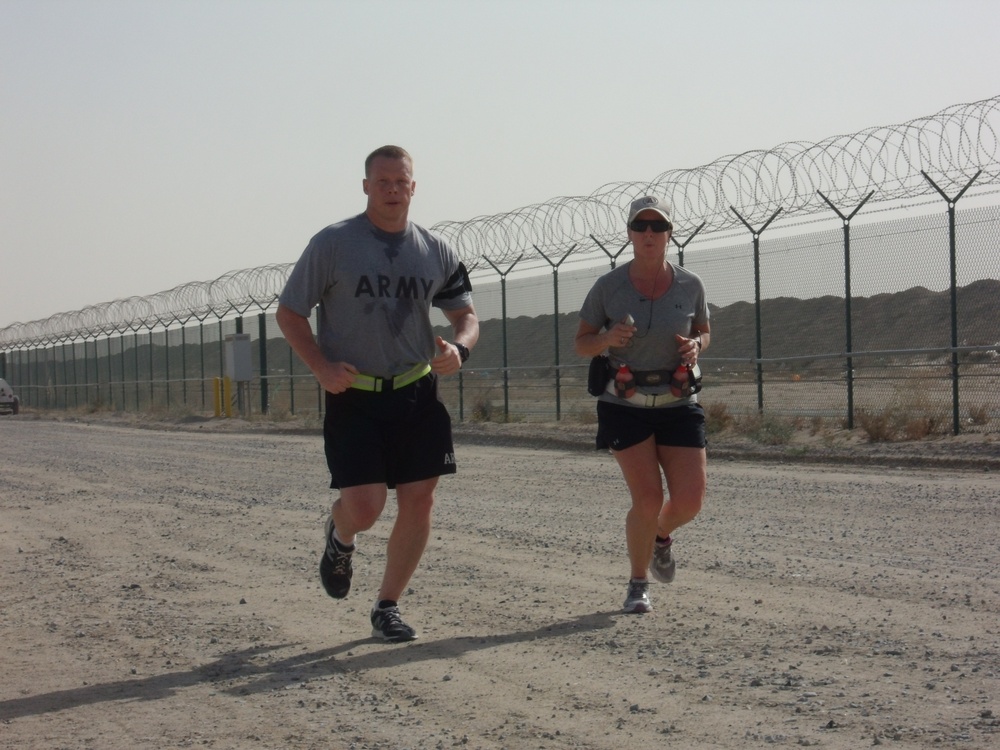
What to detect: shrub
<box><xmin>968</xmin><ymin>404</ymin><xmax>990</xmax><ymax>426</ymax></box>
<box><xmin>471</xmin><ymin>398</ymin><xmax>494</xmax><ymax>422</ymax></box>
<box><xmin>733</xmin><ymin>412</ymin><xmax>794</xmax><ymax>445</ymax></box>
<box><xmin>856</xmin><ymin>408</ymin><xmax>898</xmax><ymax>442</ymax></box>
<box><xmin>704</xmin><ymin>401</ymin><xmax>733</xmax><ymax>434</ymax></box>
<box><xmin>856</xmin><ymin>408</ymin><xmax>947</xmax><ymax>442</ymax></box>
<box><xmin>752</xmin><ymin>415</ymin><xmax>794</xmax><ymax>445</ymax></box>
<box><xmin>809</xmin><ymin>415</ymin><xmax>825</xmax><ymax>436</ymax></box>
<box><xmin>902</xmin><ymin>416</ymin><xmax>938</xmax><ymax>440</ymax></box>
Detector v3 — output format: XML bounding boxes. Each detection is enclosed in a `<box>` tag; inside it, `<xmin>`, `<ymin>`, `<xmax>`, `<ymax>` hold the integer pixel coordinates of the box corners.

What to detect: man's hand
<box><xmin>314</xmin><ymin>360</ymin><xmax>359</xmax><ymax>394</ymax></box>
<box><xmin>431</xmin><ymin>336</ymin><xmax>463</xmax><ymax>376</ymax></box>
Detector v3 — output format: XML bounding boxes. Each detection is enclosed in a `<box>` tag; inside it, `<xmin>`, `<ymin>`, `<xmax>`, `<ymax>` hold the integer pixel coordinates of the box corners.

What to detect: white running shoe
<box><xmin>649</xmin><ymin>537</ymin><xmax>676</xmax><ymax>583</ymax></box>
<box><xmin>623</xmin><ymin>578</ymin><xmax>652</xmax><ymax>614</ymax></box>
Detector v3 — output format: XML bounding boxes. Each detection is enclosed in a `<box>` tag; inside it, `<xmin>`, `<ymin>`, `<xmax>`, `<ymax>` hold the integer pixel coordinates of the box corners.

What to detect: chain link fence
<box><xmin>2</xmin><ymin>201</ymin><xmax>998</xmax><ymax>436</ymax></box>
<box><xmin>3</xmin><ymin>96</ymin><xmax>1000</xmax><ymax>436</ymax></box>
<box><xmin>433</xmin><ymin>202</ymin><xmax>1000</xmax><ymax>434</ymax></box>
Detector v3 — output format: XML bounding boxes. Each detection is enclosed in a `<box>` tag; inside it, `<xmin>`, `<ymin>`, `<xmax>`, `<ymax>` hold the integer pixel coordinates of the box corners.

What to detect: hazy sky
<box><xmin>2</xmin><ymin>0</ymin><xmax>998</xmax><ymax>327</ymax></box>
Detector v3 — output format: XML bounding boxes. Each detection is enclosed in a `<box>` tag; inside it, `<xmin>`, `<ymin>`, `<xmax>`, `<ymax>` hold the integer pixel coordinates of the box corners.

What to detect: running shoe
<box><xmin>649</xmin><ymin>536</ymin><xmax>676</xmax><ymax>583</ymax></box>
<box><xmin>319</xmin><ymin>516</ymin><xmax>354</xmax><ymax>599</ymax></box>
<box><xmin>623</xmin><ymin>578</ymin><xmax>652</xmax><ymax>614</ymax></box>
<box><xmin>371</xmin><ymin>604</ymin><xmax>418</xmax><ymax>642</ymax></box>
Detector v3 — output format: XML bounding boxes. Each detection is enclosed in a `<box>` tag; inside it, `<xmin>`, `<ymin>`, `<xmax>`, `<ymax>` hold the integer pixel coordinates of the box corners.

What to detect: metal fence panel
<box><xmin>2</xmin><ymin>201</ymin><xmax>998</xmax><ymax>435</ymax></box>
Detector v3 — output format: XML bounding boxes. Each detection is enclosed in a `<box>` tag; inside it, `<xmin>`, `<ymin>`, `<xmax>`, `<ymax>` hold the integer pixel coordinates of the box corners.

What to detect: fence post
<box><xmin>535</xmin><ymin>244</ymin><xmax>577</xmax><ymax>421</ymax></box>
<box><xmin>148</xmin><ymin>328</ymin><xmax>156</xmax><ymax>409</ymax></box>
<box><xmin>36</xmin><ymin>346</ymin><xmax>45</xmax><ymax>408</ymax></box>
<box><xmin>731</xmin><ymin>207</ymin><xmax>782</xmax><ymax>413</ymax></box>
<box><xmin>65</xmin><ymin>341</ymin><xmax>73</xmax><ymax>409</ymax></box>
<box><xmin>670</xmin><ymin>222</ymin><xmax>706</xmax><ymax>267</ymax></box>
<box><xmin>921</xmin><ymin>170</ymin><xmax>981</xmax><ymax>435</ymax></box>
<box><xmin>119</xmin><ymin>331</ymin><xmax>127</xmax><ymax>410</ymax></box>
<box><xmin>590</xmin><ymin>235</ymin><xmax>629</xmax><ymax>269</ymax></box>
<box><xmin>198</xmin><ymin>322</ymin><xmax>206</xmax><ymax>410</ymax></box>
<box><xmin>164</xmin><ymin>326</ymin><xmax>171</xmax><ymax>409</ymax></box>
<box><xmin>82</xmin><ymin>340</ymin><xmax>89</xmax><ymax>406</ymax></box>
<box><xmin>484</xmin><ymin>254</ymin><xmax>523</xmax><ymax>421</ymax></box>
<box><xmin>180</xmin><ymin>325</ymin><xmax>187</xmax><ymax>407</ymax></box>
<box><xmin>90</xmin><ymin>339</ymin><xmax>98</xmax><ymax>408</ymax></box>
<box><xmin>105</xmin><ymin>336</ymin><xmax>113</xmax><ymax>409</ymax></box>
<box><xmin>258</xmin><ymin>312</ymin><xmax>269</xmax><ymax>415</ymax></box>
<box><xmin>233</xmin><ymin>316</ymin><xmax>244</xmax><ymax>414</ymax></box>
<box><xmin>818</xmin><ymin>190</ymin><xmax>874</xmax><ymax>429</ymax></box>
<box><xmin>133</xmin><ymin>330</ymin><xmax>140</xmax><ymax>410</ymax></box>
<box><xmin>38</xmin><ymin>346</ymin><xmax>43</xmax><ymax>408</ymax></box>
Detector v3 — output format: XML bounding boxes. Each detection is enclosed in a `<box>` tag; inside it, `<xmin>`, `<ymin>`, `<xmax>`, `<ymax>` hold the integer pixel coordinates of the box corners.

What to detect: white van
<box><xmin>0</xmin><ymin>378</ymin><xmax>20</xmax><ymax>414</ymax></box>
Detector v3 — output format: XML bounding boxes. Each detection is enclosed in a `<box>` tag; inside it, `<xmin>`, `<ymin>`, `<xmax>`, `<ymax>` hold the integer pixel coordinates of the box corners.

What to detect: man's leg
<box><xmin>377</xmin><ymin>476</ymin><xmax>438</xmax><ymax>602</ymax></box>
<box><xmin>331</xmin><ymin>483</ymin><xmax>389</xmax><ymax>545</ymax></box>
<box><xmin>320</xmin><ymin>483</ymin><xmax>388</xmax><ymax>599</ymax></box>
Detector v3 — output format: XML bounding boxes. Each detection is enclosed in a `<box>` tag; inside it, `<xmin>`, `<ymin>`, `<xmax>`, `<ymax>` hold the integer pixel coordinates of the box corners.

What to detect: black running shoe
<box><xmin>319</xmin><ymin>517</ymin><xmax>353</xmax><ymax>599</ymax></box>
<box><xmin>370</xmin><ymin>604</ymin><xmax>418</xmax><ymax>642</ymax></box>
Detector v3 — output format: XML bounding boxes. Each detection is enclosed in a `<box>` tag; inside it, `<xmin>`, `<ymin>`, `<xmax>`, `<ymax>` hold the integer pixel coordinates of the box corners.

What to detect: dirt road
<box><xmin>1</xmin><ymin>419</ymin><xmax>998</xmax><ymax>749</ymax></box>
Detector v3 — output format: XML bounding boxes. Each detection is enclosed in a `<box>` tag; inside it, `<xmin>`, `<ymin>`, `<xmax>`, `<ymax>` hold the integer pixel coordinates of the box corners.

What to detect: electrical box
<box><xmin>224</xmin><ymin>334</ymin><xmax>253</xmax><ymax>382</ymax></box>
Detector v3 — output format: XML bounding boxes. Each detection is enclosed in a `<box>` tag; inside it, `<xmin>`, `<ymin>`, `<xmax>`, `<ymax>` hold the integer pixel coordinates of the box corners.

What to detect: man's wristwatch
<box><xmin>455</xmin><ymin>342</ymin><xmax>470</xmax><ymax>364</ymax></box>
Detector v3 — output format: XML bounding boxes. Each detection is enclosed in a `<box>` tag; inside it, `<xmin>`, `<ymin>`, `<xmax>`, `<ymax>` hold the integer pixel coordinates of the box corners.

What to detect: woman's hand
<box><xmin>675</xmin><ymin>334</ymin><xmax>701</xmax><ymax>366</ymax></box>
<box><xmin>609</xmin><ymin>320</ymin><xmax>637</xmax><ymax>348</ymax></box>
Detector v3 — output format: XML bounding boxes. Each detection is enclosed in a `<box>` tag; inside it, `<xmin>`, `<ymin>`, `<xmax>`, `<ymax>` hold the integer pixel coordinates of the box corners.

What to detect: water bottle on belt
<box><xmin>614</xmin><ymin>364</ymin><xmax>636</xmax><ymax>399</ymax></box>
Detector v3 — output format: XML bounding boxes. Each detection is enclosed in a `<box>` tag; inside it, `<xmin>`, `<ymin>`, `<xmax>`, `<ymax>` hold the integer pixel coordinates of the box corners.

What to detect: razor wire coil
<box><xmin>2</xmin><ymin>95</ymin><xmax>998</xmax><ymax>349</ymax></box>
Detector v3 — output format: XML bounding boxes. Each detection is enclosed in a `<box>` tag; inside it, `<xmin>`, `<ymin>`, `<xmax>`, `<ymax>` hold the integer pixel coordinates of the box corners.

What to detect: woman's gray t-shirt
<box><xmin>579</xmin><ymin>261</ymin><xmax>709</xmax><ymax>399</ymax></box>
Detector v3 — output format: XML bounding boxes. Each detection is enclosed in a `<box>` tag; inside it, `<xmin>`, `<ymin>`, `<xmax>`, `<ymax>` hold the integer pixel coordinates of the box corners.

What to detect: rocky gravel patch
<box><xmin>1</xmin><ymin>417</ymin><xmax>997</xmax><ymax>749</ymax></box>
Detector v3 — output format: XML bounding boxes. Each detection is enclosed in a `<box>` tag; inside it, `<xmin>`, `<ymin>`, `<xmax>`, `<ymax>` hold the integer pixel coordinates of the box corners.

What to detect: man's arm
<box><xmin>431</xmin><ymin>303</ymin><xmax>479</xmax><ymax>375</ymax></box>
<box><xmin>275</xmin><ymin>303</ymin><xmax>358</xmax><ymax>394</ymax></box>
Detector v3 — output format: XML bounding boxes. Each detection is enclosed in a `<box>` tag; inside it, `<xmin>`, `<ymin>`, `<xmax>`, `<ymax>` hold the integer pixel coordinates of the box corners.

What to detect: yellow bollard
<box><xmin>222</xmin><ymin>376</ymin><xmax>233</xmax><ymax>418</ymax></box>
<box><xmin>213</xmin><ymin>377</ymin><xmax>222</xmax><ymax>417</ymax></box>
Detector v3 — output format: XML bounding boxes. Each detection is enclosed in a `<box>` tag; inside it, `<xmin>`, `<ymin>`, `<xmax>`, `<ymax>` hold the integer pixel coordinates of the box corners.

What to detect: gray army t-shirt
<box><xmin>279</xmin><ymin>214</ymin><xmax>472</xmax><ymax>378</ymax></box>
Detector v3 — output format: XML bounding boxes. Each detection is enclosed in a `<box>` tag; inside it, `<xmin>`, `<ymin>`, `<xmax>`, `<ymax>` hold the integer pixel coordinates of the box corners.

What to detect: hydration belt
<box><xmin>605</xmin><ymin>379</ymin><xmax>683</xmax><ymax>407</ymax></box>
<box><xmin>350</xmin><ymin>363</ymin><xmax>432</xmax><ymax>393</ymax></box>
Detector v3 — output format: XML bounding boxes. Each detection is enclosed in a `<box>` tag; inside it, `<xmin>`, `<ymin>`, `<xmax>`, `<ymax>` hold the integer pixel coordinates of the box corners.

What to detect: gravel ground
<box><xmin>1</xmin><ymin>414</ymin><xmax>998</xmax><ymax>749</ymax></box>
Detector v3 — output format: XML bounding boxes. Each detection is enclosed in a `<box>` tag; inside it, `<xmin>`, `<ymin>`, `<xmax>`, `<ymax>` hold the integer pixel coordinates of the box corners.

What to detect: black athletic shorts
<box><xmin>323</xmin><ymin>374</ymin><xmax>456</xmax><ymax>489</ymax></box>
<box><xmin>596</xmin><ymin>400</ymin><xmax>707</xmax><ymax>452</ymax></box>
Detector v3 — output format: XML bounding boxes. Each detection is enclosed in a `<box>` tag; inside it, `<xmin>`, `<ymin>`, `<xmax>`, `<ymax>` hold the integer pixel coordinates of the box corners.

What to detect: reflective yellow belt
<box><xmin>350</xmin><ymin>363</ymin><xmax>432</xmax><ymax>393</ymax></box>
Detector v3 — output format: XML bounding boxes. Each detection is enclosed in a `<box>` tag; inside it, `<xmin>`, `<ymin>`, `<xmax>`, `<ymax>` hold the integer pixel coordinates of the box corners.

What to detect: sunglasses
<box><xmin>629</xmin><ymin>219</ymin><xmax>672</xmax><ymax>233</ymax></box>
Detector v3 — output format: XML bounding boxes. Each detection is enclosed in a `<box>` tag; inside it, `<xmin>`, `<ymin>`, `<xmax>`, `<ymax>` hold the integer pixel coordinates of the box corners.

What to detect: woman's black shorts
<box><xmin>596</xmin><ymin>400</ymin><xmax>706</xmax><ymax>452</ymax></box>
